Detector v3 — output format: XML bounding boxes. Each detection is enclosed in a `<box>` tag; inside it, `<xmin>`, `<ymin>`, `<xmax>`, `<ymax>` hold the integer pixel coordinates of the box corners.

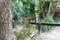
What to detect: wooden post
<box><xmin>35</xmin><ymin>13</ymin><xmax>41</xmax><ymax>34</ymax></box>
<box><xmin>36</xmin><ymin>23</ymin><xmax>41</xmax><ymax>34</ymax></box>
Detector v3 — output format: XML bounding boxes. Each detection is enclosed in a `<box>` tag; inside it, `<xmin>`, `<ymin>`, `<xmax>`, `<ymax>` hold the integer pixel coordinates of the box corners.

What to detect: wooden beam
<box><xmin>29</xmin><ymin>22</ymin><xmax>60</xmax><ymax>26</ymax></box>
<box><xmin>41</xmin><ymin>23</ymin><xmax>60</xmax><ymax>26</ymax></box>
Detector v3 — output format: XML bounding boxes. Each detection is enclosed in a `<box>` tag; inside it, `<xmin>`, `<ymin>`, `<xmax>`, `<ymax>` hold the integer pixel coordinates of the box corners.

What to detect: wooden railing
<box><xmin>29</xmin><ymin>19</ymin><xmax>60</xmax><ymax>34</ymax></box>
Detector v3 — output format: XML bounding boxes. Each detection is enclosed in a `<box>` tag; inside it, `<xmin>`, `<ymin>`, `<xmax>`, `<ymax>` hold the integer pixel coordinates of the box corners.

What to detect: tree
<box><xmin>0</xmin><ymin>0</ymin><xmax>16</xmax><ymax>40</ymax></box>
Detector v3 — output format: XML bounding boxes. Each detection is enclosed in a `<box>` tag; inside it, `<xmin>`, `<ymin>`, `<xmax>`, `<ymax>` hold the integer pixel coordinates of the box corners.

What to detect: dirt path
<box><xmin>30</xmin><ymin>20</ymin><xmax>60</xmax><ymax>40</ymax></box>
<box><xmin>38</xmin><ymin>27</ymin><xmax>60</xmax><ymax>40</ymax></box>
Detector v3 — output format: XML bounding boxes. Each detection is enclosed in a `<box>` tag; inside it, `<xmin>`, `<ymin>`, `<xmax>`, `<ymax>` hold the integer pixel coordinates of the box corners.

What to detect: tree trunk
<box><xmin>39</xmin><ymin>0</ymin><xmax>46</xmax><ymax>18</ymax></box>
<box><xmin>47</xmin><ymin>1</ymin><xmax>52</xmax><ymax>16</ymax></box>
<box><xmin>0</xmin><ymin>0</ymin><xmax>16</xmax><ymax>40</ymax></box>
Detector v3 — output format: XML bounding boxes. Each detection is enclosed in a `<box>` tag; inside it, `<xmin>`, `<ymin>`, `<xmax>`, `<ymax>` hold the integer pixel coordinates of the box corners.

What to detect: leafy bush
<box><xmin>13</xmin><ymin>17</ymin><xmax>37</xmax><ymax>40</ymax></box>
<box><xmin>41</xmin><ymin>16</ymin><xmax>54</xmax><ymax>31</ymax></box>
<box><xmin>13</xmin><ymin>27</ymin><xmax>31</xmax><ymax>40</ymax></box>
<box><xmin>13</xmin><ymin>25</ymin><xmax>37</xmax><ymax>40</ymax></box>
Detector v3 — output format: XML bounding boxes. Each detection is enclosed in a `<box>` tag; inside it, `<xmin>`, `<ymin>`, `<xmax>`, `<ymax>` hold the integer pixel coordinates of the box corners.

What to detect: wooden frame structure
<box><xmin>29</xmin><ymin>18</ymin><xmax>60</xmax><ymax>34</ymax></box>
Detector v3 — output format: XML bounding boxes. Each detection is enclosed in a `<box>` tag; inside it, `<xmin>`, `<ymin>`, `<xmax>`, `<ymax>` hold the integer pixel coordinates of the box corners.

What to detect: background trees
<box><xmin>12</xmin><ymin>0</ymin><xmax>54</xmax><ymax>40</ymax></box>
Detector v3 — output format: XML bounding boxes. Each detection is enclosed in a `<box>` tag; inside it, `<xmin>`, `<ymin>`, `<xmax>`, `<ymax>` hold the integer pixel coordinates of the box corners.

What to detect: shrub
<box><xmin>13</xmin><ymin>27</ymin><xmax>31</xmax><ymax>40</ymax></box>
<box><xmin>41</xmin><ymin>16</ymin><xmax>54</xmax><ymax>31</ymax></box>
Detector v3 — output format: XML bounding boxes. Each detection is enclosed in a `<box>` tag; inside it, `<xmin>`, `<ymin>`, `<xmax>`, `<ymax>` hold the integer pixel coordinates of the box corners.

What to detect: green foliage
<box><xmin>43</xmin><ymin>1</ymin><xmax>50</xmax><ymax>12</ymax></box>
<box><xmin>41</xmin><ymin>16</ymin><xmax>54</xmax><ymax>31</ymax></box>
<box><xmin>12</xmin><ymin>0</ymin><xmax>36</xmax><ymax>20</ymax></box>
<box><xmin>13</xmin><ymin>16</ymin><xmax>37</xmax><ymax>40</ymax></box>
<box><xmin>41</xmin><ymin>16</ymin><xmax>54</xmax><ymax>23</ymax></box>
<box><xmin>13</xmin><ymin>25</ymin><xmax>37</xmax><ymax>40</ymax></box>
<box><xmin>14</xmin><ymin>28</ymin><xmax>31</xmax><ymax>40</ymax></box>
<box><xmin>35</xmin><ymin>0</ymin><xmax>40</xmax><ymax>14</ymax></box>
<box><xmin>12</xmin><ymin>0</ymin><xmax>23</xmax><ymax>20</ymax></box>
<box><xmin>30</xmin><ymin>3</ymin><xmax>35</xmax><ymax>13</ymax></box>
<box><xmin>13</xmin><ymin>25</ymin><xmax>36</xmax><ymax>40</ymax></box>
